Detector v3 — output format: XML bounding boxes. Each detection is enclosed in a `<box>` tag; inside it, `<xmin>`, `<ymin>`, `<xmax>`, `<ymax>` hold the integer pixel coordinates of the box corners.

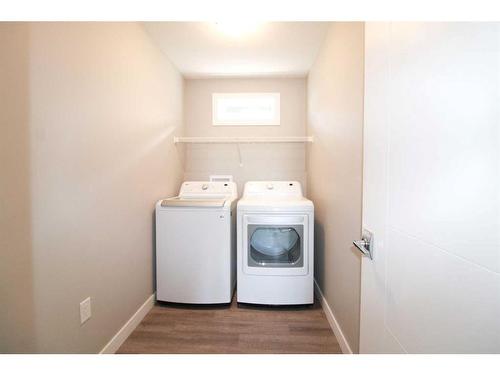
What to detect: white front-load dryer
<box><xmin>237</xmin><ymin>181</ymin><xmax>314</xmax><ymax>305</ymax></box>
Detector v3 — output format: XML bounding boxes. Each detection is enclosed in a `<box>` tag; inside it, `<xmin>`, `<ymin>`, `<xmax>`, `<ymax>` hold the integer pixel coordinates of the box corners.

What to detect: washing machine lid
<box><xmin>158</xmin><ymin>180</ymin><xmax>237</xmax><ymax>208</ymax></box>
<box><xmin>160</xmin><ymin>197</ymin><xmax>227</xmax><ymax>207</ymax></box>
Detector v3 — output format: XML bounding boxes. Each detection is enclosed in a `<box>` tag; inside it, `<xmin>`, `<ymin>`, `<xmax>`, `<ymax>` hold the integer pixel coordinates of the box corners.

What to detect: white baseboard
<box><xmin>99</xmin><ymin>293</ymin><xmax>155</xmax><ymax>354</ymax></box>
<box><xmin>314</xmin><ymin>280</ymin><xmax>353</xmax><ymax>354</ymax></box>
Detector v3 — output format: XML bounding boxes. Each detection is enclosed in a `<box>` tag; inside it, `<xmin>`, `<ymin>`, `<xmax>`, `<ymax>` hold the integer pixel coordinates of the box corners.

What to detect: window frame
<box><xmin>212</xmin><ymin>92</ymin><xmax>281</xmax><ymax>126</ymax></box>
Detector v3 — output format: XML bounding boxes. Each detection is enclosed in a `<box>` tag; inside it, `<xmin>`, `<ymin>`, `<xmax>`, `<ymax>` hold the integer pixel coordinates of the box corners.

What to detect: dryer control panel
<box><xmin>242</xmin><ymin>181</ymin><xmax>303</xmax><ymax>198</ymax></box>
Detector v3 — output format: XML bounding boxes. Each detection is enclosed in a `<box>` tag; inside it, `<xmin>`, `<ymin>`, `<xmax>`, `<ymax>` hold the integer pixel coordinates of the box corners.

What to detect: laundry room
<box><xmin>1</xmin><ymin>3</ymin><xmax>499</xmax><ymax>365</ymax></box>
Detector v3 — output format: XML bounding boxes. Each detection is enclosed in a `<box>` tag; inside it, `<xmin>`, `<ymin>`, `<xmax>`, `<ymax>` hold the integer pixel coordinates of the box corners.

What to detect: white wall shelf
<box><xmin>174</xmin><ymin>136</ymin><xmax>314</xmax><ymax>144</ymax></box>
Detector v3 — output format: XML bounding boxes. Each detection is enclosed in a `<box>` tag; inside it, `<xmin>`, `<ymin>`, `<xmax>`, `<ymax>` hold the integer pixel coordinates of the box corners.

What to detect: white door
<box><xmin>359</xmin><ymin>22</ymin><xmax>500</xmax><ymax>353</ymax></box>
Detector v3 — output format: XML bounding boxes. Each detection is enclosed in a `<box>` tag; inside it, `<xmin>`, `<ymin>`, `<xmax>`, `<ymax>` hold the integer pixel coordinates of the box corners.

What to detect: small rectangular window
<box><xmin>212</xmin><ymin>93</ymin><xmax>280</xmax><ymax>126</ymax></box>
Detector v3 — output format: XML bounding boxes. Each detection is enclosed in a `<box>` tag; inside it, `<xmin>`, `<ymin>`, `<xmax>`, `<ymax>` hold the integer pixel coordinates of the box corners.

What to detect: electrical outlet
<box><xmin>80</xmin><ymin>297</ymin><xmax>91</xmax><ymax>324</ymax></box>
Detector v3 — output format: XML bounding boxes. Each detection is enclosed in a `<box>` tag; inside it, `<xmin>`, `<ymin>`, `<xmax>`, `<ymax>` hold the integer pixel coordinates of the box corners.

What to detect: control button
<box><xmin>267</xmin><ymin>183</ymin><xmax>274</xmax><ymax>190</ymax></box>
<box><xmin>202</xmin><ymin>184</ymin><xmax>208</xmax><ymax>190</ymax></box>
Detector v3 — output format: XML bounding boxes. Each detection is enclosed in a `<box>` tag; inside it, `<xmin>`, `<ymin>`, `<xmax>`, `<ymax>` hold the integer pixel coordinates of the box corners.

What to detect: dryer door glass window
<box><xmin>247</xmin><ymin>225</ymin><xmax>304</xmax><ymax>268</ymax></box>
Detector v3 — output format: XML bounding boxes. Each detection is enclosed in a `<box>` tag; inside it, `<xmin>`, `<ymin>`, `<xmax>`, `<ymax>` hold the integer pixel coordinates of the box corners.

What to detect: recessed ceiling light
<box><xmin>214</xmin><ymin>21</ymin><xmax>262</xmax><ymax>38</ymax></box>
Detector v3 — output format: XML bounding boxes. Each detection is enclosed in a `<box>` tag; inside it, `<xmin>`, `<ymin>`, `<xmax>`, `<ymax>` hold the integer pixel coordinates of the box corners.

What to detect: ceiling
<box><xmin>142</xmin><ymin>22</ymin><xmax>330</xmax><ymax>78</ymax></box>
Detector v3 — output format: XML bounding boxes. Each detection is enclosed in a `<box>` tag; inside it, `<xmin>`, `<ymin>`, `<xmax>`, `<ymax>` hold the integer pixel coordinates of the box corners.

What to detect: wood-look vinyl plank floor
<box><xmin>117</xmin><ymin>293</ymin><xmax>342</xmax><ymax>354</ymax></box>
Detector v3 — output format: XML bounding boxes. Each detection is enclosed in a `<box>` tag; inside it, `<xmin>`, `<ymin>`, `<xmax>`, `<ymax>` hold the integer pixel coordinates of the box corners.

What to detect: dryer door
<box><xmin>242</xmin><ymin>214</ymin><xmax>309</xmax><ymax>276</ymax></box>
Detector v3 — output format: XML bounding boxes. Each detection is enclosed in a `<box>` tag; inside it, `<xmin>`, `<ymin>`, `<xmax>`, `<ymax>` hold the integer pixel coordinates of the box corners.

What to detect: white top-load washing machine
<box><xmin>237</xmin><ymin>181</ymin><xmax>314</xmax><ymax>305</ymax></box>
<box><xmin>156</xmin><ymin>181</ymin><xmax>237</xmax><ymax>304</ymax></box>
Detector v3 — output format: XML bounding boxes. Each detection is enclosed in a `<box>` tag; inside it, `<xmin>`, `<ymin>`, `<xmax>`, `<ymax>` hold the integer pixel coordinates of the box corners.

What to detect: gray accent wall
<box><xmin>0</xmin><ymin>22</ymin><xmax>36</xmax><ymax>353</ymax></box>
<box><xmin>183</xmin><ymin>77</ymin><xmax>307</xmax><ymax>194</ymax></box>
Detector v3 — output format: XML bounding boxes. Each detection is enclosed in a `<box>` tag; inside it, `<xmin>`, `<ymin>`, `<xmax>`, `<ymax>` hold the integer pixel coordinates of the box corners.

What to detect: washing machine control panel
<box><xmin>179</xmin><ymin>181</ymin><xmax>237</xmax><ymax>197</ymax></box>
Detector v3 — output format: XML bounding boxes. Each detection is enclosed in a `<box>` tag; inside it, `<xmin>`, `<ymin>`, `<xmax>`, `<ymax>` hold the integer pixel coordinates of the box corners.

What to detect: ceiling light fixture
<box><xmin>214</xmin><ymin>21</ymin><xmax>262</xmax><ymax>38</ymax></box>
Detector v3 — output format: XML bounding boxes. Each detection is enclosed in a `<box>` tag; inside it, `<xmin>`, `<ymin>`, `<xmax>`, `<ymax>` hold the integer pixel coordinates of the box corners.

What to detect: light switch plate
<box><xmin>80</xmin><ymin>297</ymin><xmax>91</xmax><ymax>324</ymax></box>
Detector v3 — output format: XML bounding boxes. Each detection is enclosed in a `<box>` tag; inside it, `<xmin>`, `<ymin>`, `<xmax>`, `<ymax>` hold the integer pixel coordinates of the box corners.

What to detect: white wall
<box><xmin>0</xmin><ymin>22</ymin><xmax>184</xmax><ymax>353</ymax></box>
<box><xmin>361</xmin><ymin>22</ymin><xmax>500</xmax><ymax>353</ymax></box>
<box><xmin>184</xmin><ymin>78</ymin><xmax>307</xmax><ymax>193</ymax></box>
<box><xmin>307</xmin><ymin>22</ymin><xmax>365</xmax><ymax>353</ymax></box>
